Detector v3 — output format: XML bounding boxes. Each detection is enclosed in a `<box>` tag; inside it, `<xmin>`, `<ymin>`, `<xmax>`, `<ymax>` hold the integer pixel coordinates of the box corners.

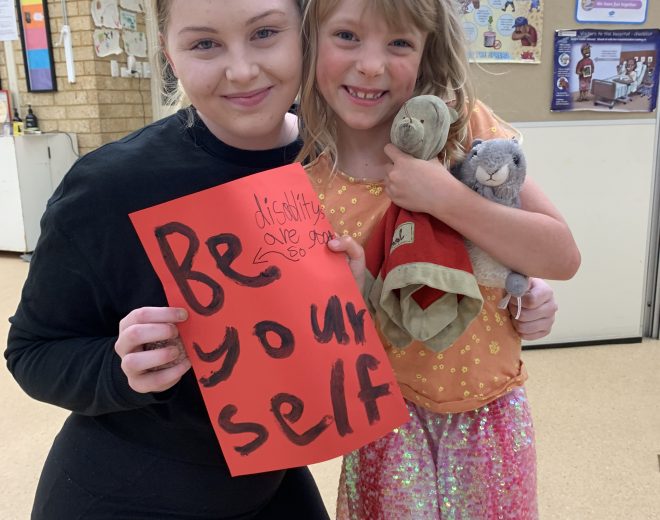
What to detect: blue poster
<box><xmin>551</xmin><ymin>29</ymin><xmax>660</xmax><ymax>112</ymax></box>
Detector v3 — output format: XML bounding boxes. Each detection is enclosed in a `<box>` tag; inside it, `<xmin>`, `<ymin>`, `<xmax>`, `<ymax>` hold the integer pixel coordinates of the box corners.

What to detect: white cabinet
<box><xmin>518</xmin><ymin>120</ymin><xmax>656</xmax><ymax>345</ymax></box>
<box><xmin>0</xmin><ymin>133</ymin><xmax>78</xmax><ymax>252</ymax></box>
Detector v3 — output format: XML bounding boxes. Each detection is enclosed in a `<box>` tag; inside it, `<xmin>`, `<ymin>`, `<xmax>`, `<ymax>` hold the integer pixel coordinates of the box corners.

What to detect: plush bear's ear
<box><xmin>511</xmin><ymin>136</ymin><xmax>519</xmax><ymax>144</ymax></box>
<box><xmin>471</xmin><ymin>139</ymin><xmax>483</xmax><ymax>149</ymax></box>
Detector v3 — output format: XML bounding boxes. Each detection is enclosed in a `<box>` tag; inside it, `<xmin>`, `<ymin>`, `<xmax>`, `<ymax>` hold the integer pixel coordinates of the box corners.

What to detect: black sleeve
<box><xmin>5</xmin><ymin>201</ymin><xmax>164</xmax><ymax>416</ymax></box>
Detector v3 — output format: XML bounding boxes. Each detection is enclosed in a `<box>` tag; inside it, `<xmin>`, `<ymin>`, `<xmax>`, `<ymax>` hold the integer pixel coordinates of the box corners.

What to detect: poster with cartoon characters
<box><xmin>551</xmin><ymin>29</ymin><xmax>660</xmax><ymax>112</ymax></box>
<box><xmin>461</xmin><ymin>0</ymin><xmax>544</xmax><ymax>63</ymax></box>
<box><xmin>576</xmin><ymin>0</ymin><xmax>649</xmax><ymax>24</ymax></box>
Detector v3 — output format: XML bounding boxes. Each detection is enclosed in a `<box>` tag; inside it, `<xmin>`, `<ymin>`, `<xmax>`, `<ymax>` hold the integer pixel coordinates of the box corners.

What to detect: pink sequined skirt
<box><xmin>336</xmin><ymin>387</ymin><xmax>537</xmax><ymax>520</ymax></box>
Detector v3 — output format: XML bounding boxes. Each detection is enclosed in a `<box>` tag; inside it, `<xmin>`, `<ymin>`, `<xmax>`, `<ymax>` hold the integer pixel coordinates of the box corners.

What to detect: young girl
<box><xmin>298</xmin><ymin>0</ymin><xmax>580</xmax><ymax>518</ymax></box>
<box><xmin>5</xmin><ymin>0</ymin><xmax>350</xmax><ymax>518</ymax></box>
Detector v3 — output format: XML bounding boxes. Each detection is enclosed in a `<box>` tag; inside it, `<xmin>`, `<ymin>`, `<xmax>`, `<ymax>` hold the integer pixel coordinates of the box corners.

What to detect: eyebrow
<box><xmin>326</xmin><ymin>15</ymin><xmax>420</xmax><ymax>36</ymax></box>
<box><xmin>246</xmin><ymin>9</ymin><xmax>287</xmax><ymax>26</ymax></box>
<box><xmin>178</xmin><ymin>26</ymin><xmax>218</xmax><ymax>35</ymax></box>
<box><xmin>325</xmin><ymin>16</ymin><xmax>358</xmax><ymax>26</ymax></box>
<box><xmin>177</xmin><ymin>10</ymin><xmax>287</xmax><ymax>36</ymax></box>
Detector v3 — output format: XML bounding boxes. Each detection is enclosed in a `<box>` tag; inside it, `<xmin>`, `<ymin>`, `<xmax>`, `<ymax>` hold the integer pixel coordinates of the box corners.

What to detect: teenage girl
<box><xmin>298</xmin><ymin>0</ymin><xmax>580</xmax><ymax>518</ymax></box>
<box><xmin>5</xmin><ymin>1</ymin><xmax>350</xmax><ymax>518</ymax></box>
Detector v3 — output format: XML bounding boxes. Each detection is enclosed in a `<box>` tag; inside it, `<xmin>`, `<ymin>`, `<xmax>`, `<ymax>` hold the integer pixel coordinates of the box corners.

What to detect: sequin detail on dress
<box><xmin>337</xmin><ymin>388</ymin><xmax>537</xmax><ymax>520</ymax></box>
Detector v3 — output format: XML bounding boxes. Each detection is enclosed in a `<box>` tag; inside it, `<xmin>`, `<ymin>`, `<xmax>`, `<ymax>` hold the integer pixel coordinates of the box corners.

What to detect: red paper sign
<box><xmin>130</xmin><ymin>163</ymin><xmax>409</xmax><ymax>476</ymax></box>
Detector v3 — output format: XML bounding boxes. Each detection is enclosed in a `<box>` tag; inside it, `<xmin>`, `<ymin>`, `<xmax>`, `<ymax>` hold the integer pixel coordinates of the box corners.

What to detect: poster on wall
<box><xmin>576</xmin><ymin>0</ymin><xmax>649</xmax><ymax>24</ymax></box>
<box><xmin>16</xmin><ymin>0</ymin><xmax>56</xmax><ymax>92</ymax></box>
<box><xmin>461</xmin><ymin>0</ymin><xmax>544</xmax><ymax>63</ymax></box>
<box><xmin>551</xmin><ymin>29</ymin><xmax>660</xmax><ymax>113</ymax></box>
<box><xmin>0</xmin><ymin>0</ymin><xmax>19</xmax><ymax>41</ymax></box>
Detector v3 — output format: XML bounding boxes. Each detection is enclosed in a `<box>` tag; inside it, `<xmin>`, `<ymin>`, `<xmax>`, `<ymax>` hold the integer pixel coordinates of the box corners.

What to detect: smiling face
<box><xmin>314</xmin><ymin>0</ymin><xmax>426</xmax><ymax>138</ymax></box>
<box><xmin>162</xmin><ymin>0</ymin><xmax>302</xmax><ymax>150</ymax></box>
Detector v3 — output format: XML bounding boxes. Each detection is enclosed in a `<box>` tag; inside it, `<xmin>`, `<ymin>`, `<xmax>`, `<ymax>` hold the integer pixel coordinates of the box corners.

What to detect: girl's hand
<box><xmin>328</xmin><ymin>235</ymin><xmax>366</xmax><ymax>292</ymax></box>
<box><xmin>383</xmin><ymin>143</ymin><xmax>453</xmax><ymax>214</ymax></box>
<box><xmin>508</xmin><ymin>278</ymin><xmax>558</xmax><ymax>340</ymax></box>
<box><xmin>115</xmin><ymin>307</ymin><xmax>191</xmax><ymax>394</ymax></box>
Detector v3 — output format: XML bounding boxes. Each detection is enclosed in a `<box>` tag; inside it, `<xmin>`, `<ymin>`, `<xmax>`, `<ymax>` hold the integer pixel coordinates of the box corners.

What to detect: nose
<box><xmin>225</xmin><ymin>48</ymin><xmax>259</xmax><ymax>83</ymax></box>
<box><xmin>356</xmin><ymin>45</ymin><xmax>385</xmax><ymax>78</ymax></box>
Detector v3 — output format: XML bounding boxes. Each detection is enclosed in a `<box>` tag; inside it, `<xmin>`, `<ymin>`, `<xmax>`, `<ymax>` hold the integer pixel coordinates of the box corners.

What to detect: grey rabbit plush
<box><xmin>454</xmin><ymin>138</ymin><xmax>529</xmax><ymax>315</ymax></box>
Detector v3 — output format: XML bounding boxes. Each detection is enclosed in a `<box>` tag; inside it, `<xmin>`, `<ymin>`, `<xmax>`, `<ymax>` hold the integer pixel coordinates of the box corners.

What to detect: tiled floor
<box><xmin>1</xmin><ymin>251</ymin><xmax>659</xmax><ymax>519</ymax></box>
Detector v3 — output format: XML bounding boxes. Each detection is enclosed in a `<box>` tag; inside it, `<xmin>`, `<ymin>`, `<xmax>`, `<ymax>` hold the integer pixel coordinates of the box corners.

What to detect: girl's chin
<box><xmin>341</xmin><ymin>116</ymin><xmax>393</xmax><ymax>133</ymax></box>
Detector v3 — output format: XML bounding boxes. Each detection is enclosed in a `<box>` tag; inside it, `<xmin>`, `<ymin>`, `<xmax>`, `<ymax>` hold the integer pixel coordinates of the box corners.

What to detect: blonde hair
<box><xmin>297</xmin><ymin>0</ymin><xmax>475</xmax><ymax>167</ymax></box>
<box><xmin>152</xmin><ymin>0</ymin><xmax>190</xmax><ymax>116</ymax></box>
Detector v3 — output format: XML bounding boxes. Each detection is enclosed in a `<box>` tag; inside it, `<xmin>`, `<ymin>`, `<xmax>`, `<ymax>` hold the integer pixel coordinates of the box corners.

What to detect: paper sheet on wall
<box><xmin>119</xmin><ymin>0</ymin><xmax>144</xmax><ymax>13</ymax></box>
<box><xmin>0</xmin><ymin>0</ymin><xmax>19</xmax><ymax>41</ymax></box>
<box><xmin>91</xmin><ymin>0</ymin><xmax>121</xmax><ymax>29</ymax></box>
<box><xmin>119</xmin><ymin>9</ymin><xmax>137</xmax><ymax>31</ymax></box>
<box><xmin>461</xmin><ymin>0</ymin><xmax>544</xmax><ymax>63</ymax></box>
<box><xmin>122</xmin><ymin>30</ymin><xmax>147</xmax><ymax>58</ymax></box>
<box><xmin>93</xmin><ymin>28</ymin><xmax>122</xmax><ymax>57</ymax></box>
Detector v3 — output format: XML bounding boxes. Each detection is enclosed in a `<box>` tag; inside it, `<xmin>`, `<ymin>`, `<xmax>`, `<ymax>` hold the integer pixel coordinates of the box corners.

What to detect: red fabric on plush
<box><xmin>365</xmin><ymin>203</ymin><xmax>482</xmax><ymax>351</ymax></box>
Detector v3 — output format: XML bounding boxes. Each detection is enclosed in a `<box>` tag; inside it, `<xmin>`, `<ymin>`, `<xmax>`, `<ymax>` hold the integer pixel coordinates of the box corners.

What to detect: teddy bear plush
<box><xmin>453</xmin><ymin>138</ymin><xmax>529</xmax><ymax>314</ymax></box>
<box><xmin>390</xmin><ymin>94</ymin><xmax>458</xmax><ymax>160</ymax></box>
<box><xmin>363</xmin><ymin>95</ymin><xmax>484</xmax><ymax>352</ymax></box>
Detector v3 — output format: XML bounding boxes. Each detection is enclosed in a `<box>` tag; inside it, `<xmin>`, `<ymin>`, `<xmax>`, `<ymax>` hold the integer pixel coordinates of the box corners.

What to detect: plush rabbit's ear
<box><xmin>448</xmin><ymin>107</ymin><xmax>459</xmax><ymax>124</ymax></box>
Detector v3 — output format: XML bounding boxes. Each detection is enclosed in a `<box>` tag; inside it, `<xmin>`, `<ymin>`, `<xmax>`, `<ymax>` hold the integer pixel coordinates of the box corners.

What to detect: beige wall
<box><xmin>0</xmin><ymin>1</ymin><xmax>152</xmax><ymax>156</ymax></box>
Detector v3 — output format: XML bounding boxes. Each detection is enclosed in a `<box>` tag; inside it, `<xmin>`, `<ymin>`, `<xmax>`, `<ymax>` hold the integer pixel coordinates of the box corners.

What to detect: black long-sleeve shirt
<box><xmin>5</xmin><ymin>109</ymin><xmax>302</xmax><ymax>499</ymax></box>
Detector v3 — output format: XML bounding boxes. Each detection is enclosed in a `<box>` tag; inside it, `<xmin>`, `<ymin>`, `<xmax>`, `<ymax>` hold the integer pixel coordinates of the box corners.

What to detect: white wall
<box><xmin>516</xmin><ymin>120</ymin><xmax>657</xmax><ymax>345</ymax></box>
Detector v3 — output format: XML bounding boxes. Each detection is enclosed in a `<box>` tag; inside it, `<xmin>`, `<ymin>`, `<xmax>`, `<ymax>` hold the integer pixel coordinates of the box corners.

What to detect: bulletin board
<box><xmin>469</xmin><ymin>1</ymin><xmax>660</xmax><ymax>123</ymax></box>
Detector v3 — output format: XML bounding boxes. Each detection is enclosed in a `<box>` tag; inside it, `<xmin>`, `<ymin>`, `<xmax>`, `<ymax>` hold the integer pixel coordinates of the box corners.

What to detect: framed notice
<box><xmin>0</xmin><ymin>0</ymin><xmax>19</xmax><ymax>41</ymax></box>
<box><xmin>16</xmin><ymin>0</ymin><xmax>57</xmax><ymax>92</ymax></box>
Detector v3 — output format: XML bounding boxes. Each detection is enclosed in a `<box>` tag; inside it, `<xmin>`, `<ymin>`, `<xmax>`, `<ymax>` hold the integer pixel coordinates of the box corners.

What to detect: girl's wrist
<box><xmin>427</xmin><ymin>173</ymin><xmax>469</xmax><ymax>221</ymax></box>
